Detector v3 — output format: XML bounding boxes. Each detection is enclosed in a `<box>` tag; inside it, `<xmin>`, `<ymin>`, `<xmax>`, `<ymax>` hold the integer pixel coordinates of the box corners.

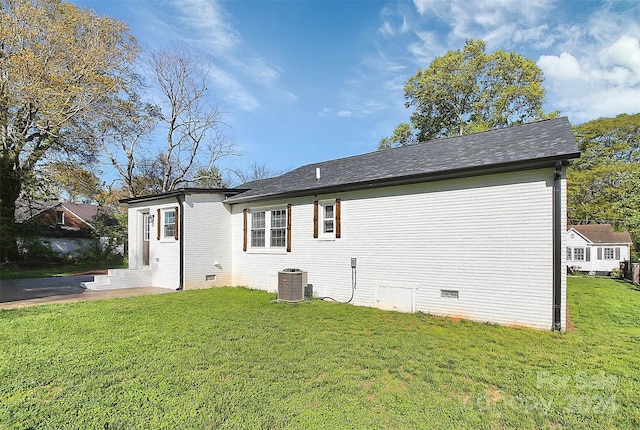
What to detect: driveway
<box><xmin>0</xmin><ymin>276</ymin><xmax>173</xmax><ymax>309</ymax></box>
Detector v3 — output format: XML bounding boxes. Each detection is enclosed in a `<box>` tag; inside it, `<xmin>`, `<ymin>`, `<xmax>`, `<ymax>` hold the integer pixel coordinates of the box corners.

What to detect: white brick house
<box><xmin>567</xmin><ymin>224</ymin><xmax>632</xmax><ymax>275</ymax></box>
<box><xmin>85</xmin><ymin>118</ymin><xmax>580</xmax><ymax>331</ymax></box>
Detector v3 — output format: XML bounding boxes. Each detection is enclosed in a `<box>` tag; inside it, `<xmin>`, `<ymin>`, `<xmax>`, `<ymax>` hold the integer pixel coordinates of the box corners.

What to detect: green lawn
<box><xmin>1</xmin><ymin>277</ymin><xmax>638</xmax><ymax>429</ymax></box>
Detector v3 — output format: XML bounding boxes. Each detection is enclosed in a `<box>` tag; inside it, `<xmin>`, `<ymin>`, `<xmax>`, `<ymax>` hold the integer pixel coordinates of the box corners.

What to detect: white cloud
<box><xmin>405</xmin><ymin>1</ymin><xmax>640</xmax><ymax>125</ymax></box>
<box><xmin>383</xmin><ymin>63</ymin><xmax>407</xmax><ymax>73</ymax></box>
<box><xmin>208</xmin><ymin>65</ymin><xmax>260</xmax><ymax>112</ymax></box>
<box><xmin>378</xmin><ymin>6</ymin><xmax>410</xmax><ymax>38</ymax></box>
<box><xmin>156</xmin><ymin>0</ymin><xmax>299</xmax><ymax>113</ymax></box>
<box><xmin>599</xmin><ymin>35</ymin><xmax>640</xmax><ymax>84</ymax></box>
<box><xmin>174</xmin><ymin>0</ymin><xmax>239</xmax><ymax>55</ymax></box>
<box><xmin>538</xmin><ymin>36</ymin><xmax>640</xmax><ymax>124</ymax></box>
<box><xmin>385</xmin><ymin>75</ymin><xmax>406</xmax><ymax>91</ymax></box>
<box><xmin>407</xmin><ymin>31</ymin><xmax>442</xmax><ymax>64</ymax></box>
<box><xmin>562</xmin><ymin>86</ymin><xmax>640</xmax><ymax>124</ymax></box>
<box><xmin>320</xmin><ymin>99</ymin><xmax>388</xmax><ymax>120</ymax></box>
<box><xmin>249</xmin><ymin>59</ymin><xmax>281</xmax><ymax>84</ymax></box>
<box><xmin>411</xmin><ymin>0</ymin><xmax>554</xmax><ymax>51</ymax></box>
<box><xmin>538</xmin><ymin>52</ymin><xmax>582</xmax><ymax>81</ymax></box>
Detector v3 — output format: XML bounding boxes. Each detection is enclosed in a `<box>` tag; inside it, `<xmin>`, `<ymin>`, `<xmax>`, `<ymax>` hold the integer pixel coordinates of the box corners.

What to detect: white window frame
<box><xmin>573</xmin><ymin>247</ymin><xmax>585</xmax><ymax>261</ymax></box>
<box><xmin>248</xmin><ymin>206</ymin><xmax>287</xmax><ymax>253</ymax></box>
<box><xmin>270</xmin><ymin>208</ymin><xmax>287</xmax><ymax>248</ymax></box>
<box><xmin>319</xmin><ymin>200</ymin><xmax>336</xmax><ymax>239</ymax></box>
<box><xmin>162</xmin><ymin>208</ymin><xmax>177</xmax><ymax>240</ymax></box>
<box><xmin>55</xmin><ymin>211</ymin><xmax>64</xmax><ymax>225</ymax></box>
<box><xmin>143</xmin><ymin>214</ymin><xmax>151</xmax><ymax>241</ymax></box>
<box><xmin>250</xmin><ymin>210</ymin><xmax>266</xmax><ymax>247</ymax></box>
<box><xmin>603</xmin><ymin>247</ymin><xmax>614</xmax><ymax>260</ymax></box>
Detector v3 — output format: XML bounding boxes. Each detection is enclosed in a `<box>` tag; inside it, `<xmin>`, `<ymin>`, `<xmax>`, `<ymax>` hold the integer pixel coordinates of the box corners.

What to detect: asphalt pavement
<box><xmin>0</xmin><ymin>276</ymin><xmax>173</xmax><ymax>309</ymax></box>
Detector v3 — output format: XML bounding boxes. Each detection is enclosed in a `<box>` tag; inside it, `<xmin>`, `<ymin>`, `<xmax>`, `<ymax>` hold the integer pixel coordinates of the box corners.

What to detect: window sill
<box><xmin>247</xmin><ymin>247</ymin><xmax>287</xmax><ymax>255</ymax></box>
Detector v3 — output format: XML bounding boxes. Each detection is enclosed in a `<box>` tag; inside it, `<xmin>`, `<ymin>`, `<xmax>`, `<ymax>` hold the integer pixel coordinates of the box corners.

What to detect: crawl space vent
<box><xmin>441</xmin><ymin>289</ymin><xmax>459</xmax><ymax>299</ymax></box>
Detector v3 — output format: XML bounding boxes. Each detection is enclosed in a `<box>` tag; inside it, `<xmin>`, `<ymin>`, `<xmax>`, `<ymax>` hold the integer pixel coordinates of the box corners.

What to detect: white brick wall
<box><xmin>231</xmin><ymin>168</ymin><xmax>565</xmax><ymax>330</ymax></box>
<box><xmin>128</xmin><ymin>198</ymin><xmax>180</xmax><ymax>289</ymax></box>
<box><xmin>122</xmin><ymin>167</ymin><xmax>567</xmax><ymax>330</ymax></box>
<box><xmin>182</xmin><ymin>193</ymin><xmax>233</xmax><ymax>289</ymax></box>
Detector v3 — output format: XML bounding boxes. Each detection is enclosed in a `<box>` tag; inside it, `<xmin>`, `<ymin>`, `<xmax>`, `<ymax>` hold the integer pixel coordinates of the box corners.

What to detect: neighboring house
<box><xmin>567</xmin><ymin>224</ymin><xmax>632</xmax><ymax>275</ymax></box>
<box><xmin>16</xmin><ymin>200</ymin><xmax>118</xmax><ymax>257</ymax></box>
<box><xmin>86</xmin><ymin>117</ymin><xmax>580</xmax><ymax>331</ymax></box>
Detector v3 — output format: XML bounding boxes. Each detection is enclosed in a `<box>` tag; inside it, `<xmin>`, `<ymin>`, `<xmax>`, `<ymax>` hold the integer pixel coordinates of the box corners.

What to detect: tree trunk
<box><xmin>0</xmin><ymin>156</ymin><xmax>21</xmax><ymax>262</ymax></box>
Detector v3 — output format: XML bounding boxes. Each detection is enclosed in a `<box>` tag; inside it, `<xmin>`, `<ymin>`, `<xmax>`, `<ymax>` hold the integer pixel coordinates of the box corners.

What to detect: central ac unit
<box><xmin>278</xmin><ymin>269</ymin><xmax>308</xmax><ymax>302</ymax></box>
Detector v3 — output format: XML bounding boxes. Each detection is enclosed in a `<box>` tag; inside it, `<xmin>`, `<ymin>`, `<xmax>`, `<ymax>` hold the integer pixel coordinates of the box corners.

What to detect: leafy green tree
<box><xmin>568</xmin><ymin>113</ymin><xmax>640</xmax><ymax>255</ymax></box>
<box><xmin>378</xmin><ymin>123</ymin><xmax>416</xmax><ymax>150</ymax></box>
<box><xmin>46</xmin><ymin>162</ymin><xmax>102</xmax><ymax>203</ymax></box>
<box><xmin>0</xmin><ymin>0</ymin><xmax>137</xmax><ymax>261</ymax></box>
<box><xmin>381</xmin><ymin>39</ymin><xmax>556</xmax><ymax>147</ymax></box>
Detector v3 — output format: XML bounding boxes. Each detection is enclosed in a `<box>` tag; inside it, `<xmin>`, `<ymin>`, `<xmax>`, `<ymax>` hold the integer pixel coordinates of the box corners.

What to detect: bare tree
<box><xmin>149</xmin><ymin>50</ymin><xmax>235</xmax><ymax>192</ymax></box>
<box><xmin>93</xmin><ymin>89</ymin><xmax>159</xmax><ymax>197</ymax></box>
<box><xmin>233</xmin><ymin>161</ymin><xmax>285</xmax><ymax>184</ymax></box>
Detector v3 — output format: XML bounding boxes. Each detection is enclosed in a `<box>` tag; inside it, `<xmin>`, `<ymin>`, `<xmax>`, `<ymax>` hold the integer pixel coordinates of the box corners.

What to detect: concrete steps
<box><xmin>82</xmin><ymin>268</ymin><xmax>152</xmax><ymax>291</ymax></box>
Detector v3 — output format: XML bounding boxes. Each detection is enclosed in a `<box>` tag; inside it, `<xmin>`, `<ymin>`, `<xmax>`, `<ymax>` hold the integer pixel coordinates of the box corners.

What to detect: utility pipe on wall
<box><xmin>176</xmin><ymin>194</ymin><xmax>185</xmax><ymax>291</ymax></box>
<box><xmin>552</xmin><ymin>161</ymin><xmax>562</xmax><ymax>331</ymax></box>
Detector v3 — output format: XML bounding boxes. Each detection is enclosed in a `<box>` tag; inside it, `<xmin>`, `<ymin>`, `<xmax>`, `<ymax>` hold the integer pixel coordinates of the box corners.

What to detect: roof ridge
<box><xmin>291</xmin><ymin>116</ymin><xmax>572</xmax><ymax>171</ymax></box>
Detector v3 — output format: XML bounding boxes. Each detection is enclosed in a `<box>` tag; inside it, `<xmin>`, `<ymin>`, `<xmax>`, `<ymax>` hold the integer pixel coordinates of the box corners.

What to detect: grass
<box><xmin>0</xmin><ymin>260</ymin><xmax>126</xmax><ymax>280</ymax></box>
<box><xmin>1</xmin><ymin>277</ymin><xmax>638</xmax><ymax>429</ymax></box>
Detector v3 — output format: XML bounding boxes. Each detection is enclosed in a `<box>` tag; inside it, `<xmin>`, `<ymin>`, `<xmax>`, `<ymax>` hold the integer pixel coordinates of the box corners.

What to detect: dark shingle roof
<box><xmin>226</xmin><ymin>117</ymin><xmax>580</xmax><ymax>204</ymax></box>
<box><xmin>119</xmin><ymin>188</ymin><xmax>247</xmax><ymax>204</ymax></box>
<box><xmin>569</xmin><ymin>224</ymin><xmax>632</xmax><ymax>244</ymax></box>
<box><xmin>14</xmin><ymin>200</ymin><xmax>59</xmax><ymax>223</ymax></box>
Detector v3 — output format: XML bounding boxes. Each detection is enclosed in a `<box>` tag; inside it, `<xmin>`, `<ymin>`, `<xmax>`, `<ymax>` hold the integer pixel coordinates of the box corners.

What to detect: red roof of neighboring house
<box><xmin>62</xmin><ymin>203</ymin><xmax>100</xmax><ymax>225</ymax></box>
<box><xmin>569</xmin><ymin>224</ymin><xmax>632</xmax><ymax>244</ymax></box>
<box><xmin>15</xmin><ymin>200</ymin><xmax>115</xmax><ymax>226</ymax></box>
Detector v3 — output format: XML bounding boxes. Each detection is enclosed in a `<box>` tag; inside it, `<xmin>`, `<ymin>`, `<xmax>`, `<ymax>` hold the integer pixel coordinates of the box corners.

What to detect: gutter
<box><xmin>119</xmin><ymin>188</ymin><xmax>248</xmax><ymax>205</ymax></box>
<box><xmin>552</xmin><ymin>161</ymin><xmax>562</xmax><ymax>331</ymax></box>
<box><xmin>176</xmin><ymin>194</ymin><xmax>185</xmax><ymax>291</ymax></box>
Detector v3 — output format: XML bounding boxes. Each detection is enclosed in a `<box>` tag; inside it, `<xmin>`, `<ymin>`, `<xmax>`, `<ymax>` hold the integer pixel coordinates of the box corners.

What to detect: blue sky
<box><xmin>70</xmin><ymin>0</ymin><xmax>640</xmax><ymax>184</ymax></box>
